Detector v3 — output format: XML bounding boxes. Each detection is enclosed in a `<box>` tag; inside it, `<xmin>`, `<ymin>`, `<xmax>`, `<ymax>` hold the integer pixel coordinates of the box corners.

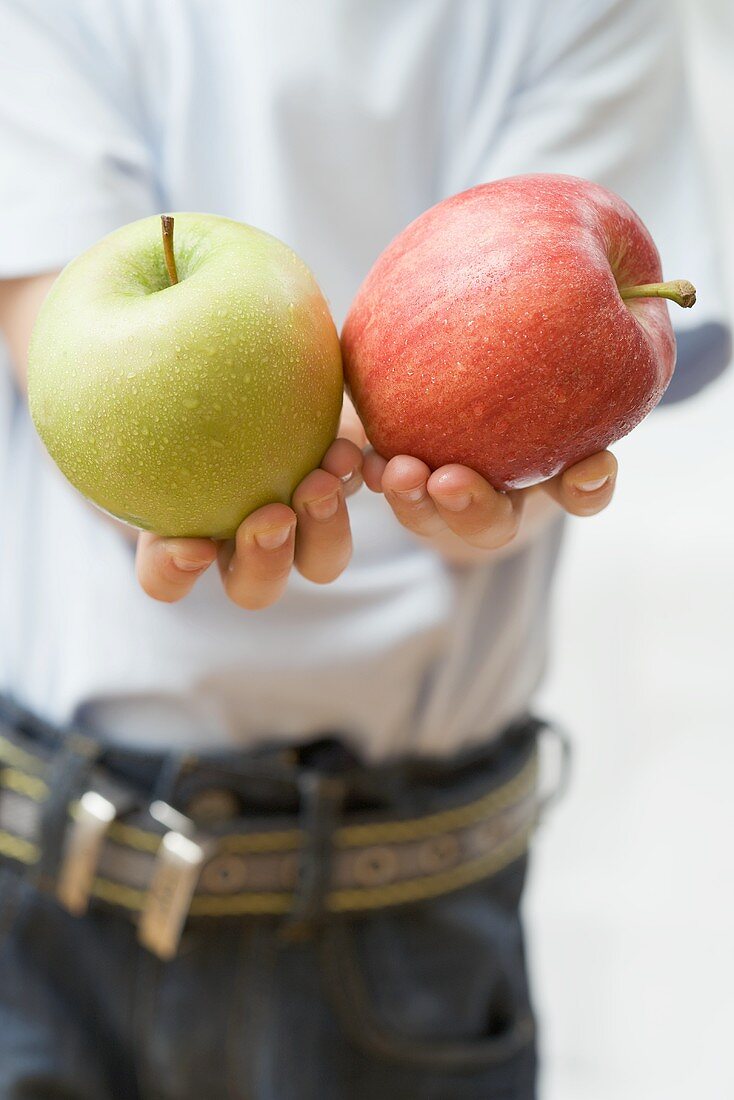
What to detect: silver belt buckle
<box><xmin>57</xmin><ymin>789</ymin><xmax>131</xmax><ymax>916</ymax></box>
<box><xmin>138</xmin><ymin>800</ymin><xmax>215</xmax><ymax>961</ymax></box>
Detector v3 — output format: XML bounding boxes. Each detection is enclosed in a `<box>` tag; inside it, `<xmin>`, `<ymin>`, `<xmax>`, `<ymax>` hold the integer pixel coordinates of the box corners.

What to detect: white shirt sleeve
<box><xmin>0</xmin><ymin>0</ymin><xmax>157</xmax><ymax>277</ymax></box>
<box><xmin>447</xmin><ymin>0</ymin><xmax>730</xmax><ymax>397</ymax></box>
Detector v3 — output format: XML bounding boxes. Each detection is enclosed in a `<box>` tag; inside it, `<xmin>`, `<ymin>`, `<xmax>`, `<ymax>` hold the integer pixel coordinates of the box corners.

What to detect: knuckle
<box><xmin>294</xmin><ymin>471</ymin><xmax>338</xmax><ymax>506</ymax></box>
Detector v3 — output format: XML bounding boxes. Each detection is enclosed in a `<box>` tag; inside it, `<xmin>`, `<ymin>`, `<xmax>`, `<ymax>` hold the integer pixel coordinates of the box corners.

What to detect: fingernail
<box><xmin>340</xmin><ymin>470</ymin><xmax>356</xmax><ymax>484</ymax></box>
<box><xmin>254</xmin><ymin>525</ymin><xmax>294</xmax><ymax>550</ymax></box>
<box><xmin>395</xmin><ymin>486</ymin><xmax>425</xmax><ymax>502</ymax></box>
<box><xmin>171</xmin><ymin>556</ymin><xmax>209</xmax><ymax>572</ymax></box>
<box><xmin>305</xmin><ymin>493</ymin><xmax>339</xmax><ymax>521</ymax></box>
<box><xmin>577</xmin><ymin>476</ymin><xmax>610</xmax><ymax>493</ymax></box>
<box><xmin>437</xmin><ymin>492</ymin><xmax>471</xmax><ymax>512</ymax></box>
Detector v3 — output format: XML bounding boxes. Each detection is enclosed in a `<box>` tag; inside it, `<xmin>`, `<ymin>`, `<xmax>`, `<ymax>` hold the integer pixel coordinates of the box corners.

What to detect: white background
<box><xmin>527</xmin><ymin>4</ymin><xmax>734</xmax><ymax>1097</ymax></box>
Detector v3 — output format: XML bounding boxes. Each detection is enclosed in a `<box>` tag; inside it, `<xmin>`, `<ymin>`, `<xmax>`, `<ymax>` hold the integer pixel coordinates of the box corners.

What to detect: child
<box><xmin>0</xmin><ymin>1</ymin><xmax>728</xmax><ymax>1097</ymax></box>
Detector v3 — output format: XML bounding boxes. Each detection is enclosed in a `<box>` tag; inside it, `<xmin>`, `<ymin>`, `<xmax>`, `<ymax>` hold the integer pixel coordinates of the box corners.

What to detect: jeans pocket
<box><xmin>320</xmin><ymin>861</ymin><xmax>535</xmax><ymax>1073</ymax></box>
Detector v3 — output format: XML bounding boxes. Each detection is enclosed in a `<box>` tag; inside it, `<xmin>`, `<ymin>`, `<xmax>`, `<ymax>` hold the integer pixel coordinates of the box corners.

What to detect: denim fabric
<box><xmin>0</xmin><ymin>728</ymin><xmax>538</xmax><ymax>1100</ymax></box>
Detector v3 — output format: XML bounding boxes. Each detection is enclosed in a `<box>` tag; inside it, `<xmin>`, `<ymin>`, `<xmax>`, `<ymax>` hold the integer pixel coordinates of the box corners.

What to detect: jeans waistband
<box><xmin>0</xmin><ymin>695</ymin><xmax>555</xmax><ymax>960</ymax></box>
<box><xmin>0</xmin><ymin>694</ymin><xmax>545</xmax><ymax>817</ymax></box>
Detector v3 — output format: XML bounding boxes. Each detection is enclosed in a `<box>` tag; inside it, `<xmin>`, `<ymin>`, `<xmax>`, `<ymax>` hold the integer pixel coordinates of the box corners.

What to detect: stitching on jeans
<box><xmin>320</xmin><ymin>919</ymin><xmax>535</xmax><ymax>1072</ymax></box>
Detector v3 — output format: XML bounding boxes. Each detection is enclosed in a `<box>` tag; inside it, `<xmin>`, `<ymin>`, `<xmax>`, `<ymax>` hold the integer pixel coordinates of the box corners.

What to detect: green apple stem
<box><xmin>619</xmin><ymin>279</ymin><xmax>696</xmax><ymax>308</ymax></box>
<box><xmin>161</xmin><ymin>215</ymin><xmax>179</xmax><ymax>286</ymax></box>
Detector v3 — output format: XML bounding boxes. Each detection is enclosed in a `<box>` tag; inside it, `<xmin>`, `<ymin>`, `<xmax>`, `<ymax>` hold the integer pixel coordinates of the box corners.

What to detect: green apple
<box><xmin>28</xmin><ymin>213</ymin><xmax>343</xmax><ymax>538</ymax></box>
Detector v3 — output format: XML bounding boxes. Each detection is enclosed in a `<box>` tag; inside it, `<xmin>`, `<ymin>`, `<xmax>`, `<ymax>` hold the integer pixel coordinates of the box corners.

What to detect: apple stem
<box><xmin>619</xmin><ymin>279</ymin><xmax>696</xmax><ymax>308</ymax></box>
<box><xmin>161</xmin><ymin>215</ymin><xmax>179</xmax><ymax>286</ymax></box>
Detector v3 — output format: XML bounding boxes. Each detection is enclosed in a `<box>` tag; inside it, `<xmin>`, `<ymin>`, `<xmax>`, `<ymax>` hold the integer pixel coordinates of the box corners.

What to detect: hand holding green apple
<box><xmin>28</xmin><ymin>213</ymin><xmax>344</xmax><ymax>539</ymax></box>
<box><xmin>27</xmin><ymin>212</ymin><xmax>365</xmax><ymax>607</ymax></box>
<box><xmin>135</xmin><ymin>412</ymin><xmax>364</xmax><ymax>608</ymax></box>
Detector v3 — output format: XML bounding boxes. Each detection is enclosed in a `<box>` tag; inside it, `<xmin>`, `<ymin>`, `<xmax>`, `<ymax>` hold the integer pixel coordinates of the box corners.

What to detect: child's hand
<box><xmin>363</xmin><ymin>447</ymin><xmax>618</xmax><ymax>562</ymax></box>
<box><xmin>135</xmin><ymin>414</ymin><xmax>364</xmax><ymax>608</ymax></box>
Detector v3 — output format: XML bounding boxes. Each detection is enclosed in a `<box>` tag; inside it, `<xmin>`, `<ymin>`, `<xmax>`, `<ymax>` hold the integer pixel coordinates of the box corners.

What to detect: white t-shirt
<box><xmin>0</xmin><ymin>0</ymin><xmax>727</xmax><ymax>760</ymax></box>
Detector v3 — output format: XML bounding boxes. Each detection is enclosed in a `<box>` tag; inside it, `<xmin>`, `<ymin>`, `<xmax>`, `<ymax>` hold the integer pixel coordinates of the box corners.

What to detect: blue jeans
<box><xmin>0</xmin><ymin>728</ymin><xmax>538</xmax><ymax>1099</ymax></box>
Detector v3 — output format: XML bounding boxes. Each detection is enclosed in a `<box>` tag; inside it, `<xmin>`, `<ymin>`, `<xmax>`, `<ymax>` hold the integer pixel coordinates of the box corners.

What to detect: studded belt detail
<box><xmin>0</xmin><ymin>722</ymin><xmax>538</xmax><ymax>959</ymax></box>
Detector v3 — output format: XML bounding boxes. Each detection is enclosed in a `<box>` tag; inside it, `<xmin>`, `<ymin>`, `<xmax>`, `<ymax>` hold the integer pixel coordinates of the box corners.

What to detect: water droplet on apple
<box><xmin>182</xmin><ymin>396</ymin><xmax>199</xmax><ymax>410</ymax></box>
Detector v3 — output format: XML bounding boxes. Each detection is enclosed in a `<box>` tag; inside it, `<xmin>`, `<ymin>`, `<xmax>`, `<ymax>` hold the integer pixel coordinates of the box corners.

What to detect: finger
<box><xmin>381</xmin><ymin>455</ymin><xmax>447</xmax><ymax>538</ymax></box>
<box><xmin>363</xmin><ymin>448</ymin><xmax>388</xmax><ymax>493</ymax></box>
<box><xmin>542</xmin><ymin>451</ymin><xmax>618</xmax><ymax>517</ymax></box>
<box><xmin>136</xmin><ymin>532</ymin><xmax>218</xmax><ymax>603</ymax></box>
<box><xmin>292</xmin><ymin>469</ymin><xmax>352</xmax><ymax>584</ymax></box>
<box><xmin>219</xmin><ymin>503</ymin><xmax>296</xmax><ymax>610</ymax></box>
<box><xmin>427</xmin><ymin>465</ymin><xmax>523</xmax><ymax>549</ymax></box>
<box><xmin>319</xmin><ymin>436</ymin><xmax>364</xmax><ymax>498</ymax></box>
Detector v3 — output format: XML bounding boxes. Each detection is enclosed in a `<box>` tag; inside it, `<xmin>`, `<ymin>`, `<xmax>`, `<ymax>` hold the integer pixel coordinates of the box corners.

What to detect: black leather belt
<box><xmin>0</xmin><ymin>699</ymin><xmax>544</xmax><ymax>960</ymax></box>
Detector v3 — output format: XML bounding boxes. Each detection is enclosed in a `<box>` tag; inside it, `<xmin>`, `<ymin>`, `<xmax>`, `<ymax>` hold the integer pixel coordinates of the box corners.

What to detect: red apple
<box><xmin>342</xmin><ymin>174</ymin><xmax>695</xmax><ymax>489</ymax></box>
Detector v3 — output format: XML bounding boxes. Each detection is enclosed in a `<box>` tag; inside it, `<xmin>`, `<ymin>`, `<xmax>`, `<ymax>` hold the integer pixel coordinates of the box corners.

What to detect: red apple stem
<box><xmin>161</xmin><ymin>215</ymin><xmax>179</xmax><ymax>286</ymax></box>
<box><xmin>619</xmin><ymin>279</ymin><xmax>696</xmax><ymax>308</ymax></box>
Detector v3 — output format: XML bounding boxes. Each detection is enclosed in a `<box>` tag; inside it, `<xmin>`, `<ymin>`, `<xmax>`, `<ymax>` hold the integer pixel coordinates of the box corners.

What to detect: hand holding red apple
<box><xmin>364</xmin><ymin>443</ymin><xmax>618</xmax><ymax>565</ymax></box>
<box><xmin>343</xmin><ymin>174</ymin><xmax>695</xmax><ymax>491</ymax></box>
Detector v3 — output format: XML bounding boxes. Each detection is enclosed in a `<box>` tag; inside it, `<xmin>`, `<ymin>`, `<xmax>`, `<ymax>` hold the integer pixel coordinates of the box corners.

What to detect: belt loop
<box><xmin>536</xmin><ymin>719</ymin><xmax>573</xmax><ymax>820</ymax></box>
<box><xmin>29</xmin><ymin>730</ymin><xmax>100</xmax><ymax>894</ymax></box>
<box><xmin>284</xmin><ymin>771</ymin><xmax>346</xmax><ymax>938</ymax></box>
<box><xmin>151</xmin><ymin>750</ymin><xmax>199</xmax><ymax>807</ymax></box>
